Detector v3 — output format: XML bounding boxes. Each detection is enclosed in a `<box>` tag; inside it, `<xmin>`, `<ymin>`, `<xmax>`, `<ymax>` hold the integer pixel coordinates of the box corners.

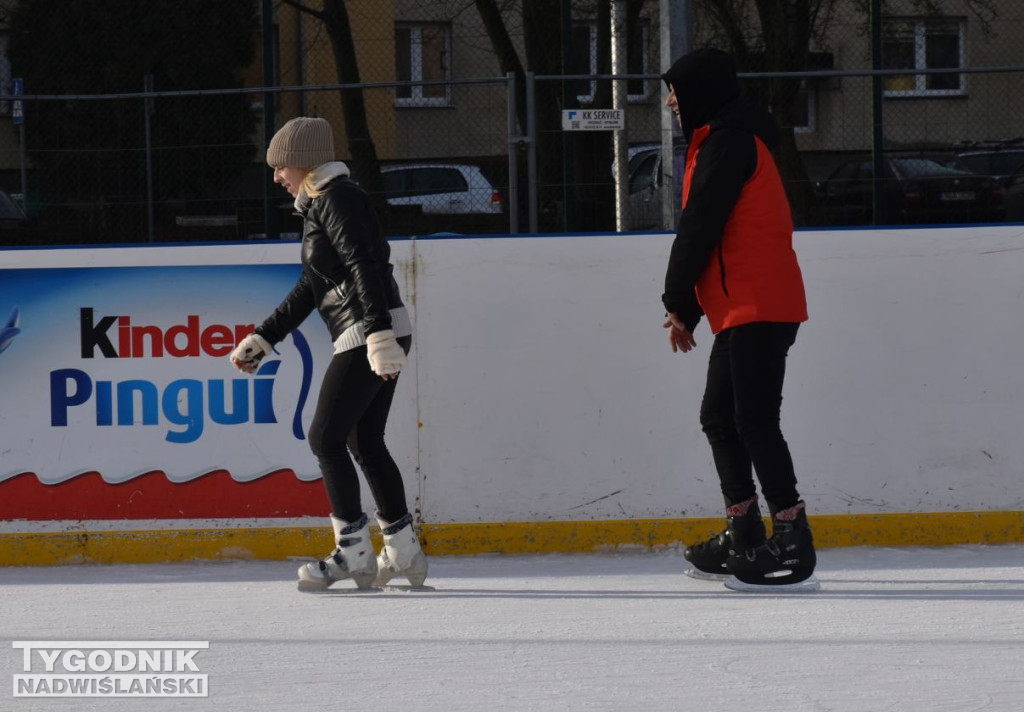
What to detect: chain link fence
<box><xmin>2</xmin><ymin>0</ymin><xmax>1024</xmax><ymax>245</ymax></box>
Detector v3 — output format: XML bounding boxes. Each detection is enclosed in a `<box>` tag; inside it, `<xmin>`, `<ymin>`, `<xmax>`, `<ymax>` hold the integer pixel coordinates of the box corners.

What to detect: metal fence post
<box><xmin>660</xmin><ymin>0</ymin><xmax>693</xmax><ymax>231</ymax></box>
<box><xmin>262</xmin><ymin>0</ymin><xmax>279</xmax><ymax>239</ymax></box>
<box><xmin>143</xmin><ymin>74</ymin><xmax>155</xmax><ymax>242</ymax></box>
<box><xmin>506</xmin><ymin>72</ymin><xmax>520</xmax><ymax>234</ymax></box>
<box><xmin>870</xmin><ymin>0</ymin><xmax>884</xmax><ymax>226</ymax></box>
<box><xmin>526</xmin><ymin>71</ymin><xmax>538</xmax><ymax>234</ymax></box>
<box><xmin>13</xmin><ymin>78</ymin><xmax>27</xmax><ymax>214</ymax></box>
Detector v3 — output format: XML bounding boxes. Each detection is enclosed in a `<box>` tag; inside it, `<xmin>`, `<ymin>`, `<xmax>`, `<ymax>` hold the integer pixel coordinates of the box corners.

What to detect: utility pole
<box><xmin>612</xmin><ymin>0</ymin><xmax>628</xmax><ymax>231</ymax></box>
<box><xmin>659</xmin><ymin>0</ymin><xmax>694</xmax><ymax>230</ymax></box>
<box><xmin>143</xmin><ymin>74</ymin><xmax>155</xmax><ymax>242</ymax></box>
<box><xmin>262</xmin><ymin>0</ymin><xmax>280</xmax><ymax>238</ymax></box>
<box><xmin>870</xmin><ymin>0</ymin><xmax>885</xmax><ymax>225</ymax></box>
<box><xmin>561</xmin><ymin>0</ymin><xmax>576</xmax><ymax>231</ymax></box>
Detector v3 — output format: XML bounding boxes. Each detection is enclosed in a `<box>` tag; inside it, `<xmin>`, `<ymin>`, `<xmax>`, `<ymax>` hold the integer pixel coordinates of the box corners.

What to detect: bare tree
<box><xmin>696</xmin><ymin>0</ymin><xmax>997</xmax><ymax>224</ymax></box>
<box><xmin>474</xmin><ymin>0</ymin><xmax>648</xmax><ymax>230</ymax></box>
<box><xmin>279</xmin><ymin>0</ymin><xmax>385</xmax><ymax>205</ymax></box>
<box><xmin>695</xmin><ymin>0</ymin><xmax>836</xmax><ymax>224</ymax></box>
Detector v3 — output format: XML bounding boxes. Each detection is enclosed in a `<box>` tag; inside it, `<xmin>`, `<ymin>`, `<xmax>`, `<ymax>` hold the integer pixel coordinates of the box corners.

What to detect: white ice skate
<box><xmin>373</xmin><ymin>513</ymin><xmax>428</xmax><ymax>588</ymax></box>
<box><xmin>297</xmin><ymin>514</ymin><xmax>377</xmax><ymax>592</ymax></box>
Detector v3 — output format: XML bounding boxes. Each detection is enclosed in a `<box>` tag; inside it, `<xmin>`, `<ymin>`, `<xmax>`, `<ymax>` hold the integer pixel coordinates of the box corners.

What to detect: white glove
<box><xmin>366</xmin><ymin>329</ymin><xmax>406</xmax><ymax>378</ymax></box>
<box><xmin>230</xmin><ymin>333</ymin><xmax>273</xmax><ymax>374</ymax></box>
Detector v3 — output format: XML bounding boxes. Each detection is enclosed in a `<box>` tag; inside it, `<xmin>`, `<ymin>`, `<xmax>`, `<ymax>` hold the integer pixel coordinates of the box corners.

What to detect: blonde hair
<box><xmin>301</xmin><ymin>172</ymin><xmax>324</xmax><ymax>199</ymax></box>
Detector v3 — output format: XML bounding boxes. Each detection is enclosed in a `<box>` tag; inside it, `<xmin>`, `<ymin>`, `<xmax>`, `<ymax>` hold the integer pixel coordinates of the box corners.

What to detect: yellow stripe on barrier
<box><xmin>419</xmin><ymin>511</ymin><xmax>1024</xmax><ymax>554</ymax></box>
<box><xmin>1</xmin><ymin>511</ymin><xmax>1022</xmax><ymax>567</ymax></box>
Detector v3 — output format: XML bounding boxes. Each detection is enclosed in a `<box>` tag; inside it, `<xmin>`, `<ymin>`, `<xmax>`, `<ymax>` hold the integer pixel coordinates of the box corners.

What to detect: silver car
<box><xmin>381</xmin><ymin>164</ymin><xmax>503</xmax><ymax>215</ymax></box>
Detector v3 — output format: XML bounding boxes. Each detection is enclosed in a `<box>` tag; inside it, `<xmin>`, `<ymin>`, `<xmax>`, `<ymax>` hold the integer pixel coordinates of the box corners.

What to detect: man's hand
<box><xmin>663</xmin><ymin>312</ymin><xmax>697</xmax><ymax>354</ymax></box>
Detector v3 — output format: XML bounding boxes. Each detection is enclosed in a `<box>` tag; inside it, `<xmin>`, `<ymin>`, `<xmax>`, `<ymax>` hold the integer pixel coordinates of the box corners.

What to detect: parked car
<box><xmin>0</xmin><ymin>188</ymin><xmax>34</xmax><ymax>244</ymax></box>
<box><xmin>609</xmin><ymin>142</ymin><xmax>665</xmax><ymax>181</ymax></box>
<box><xmin>380</xmin><ymin>164</ymin><xmax>502</xmax><ymax>215</ymax></box>
<box><xmin>813</xmin><ymin>154</ymin><xmax>1004</xmax><ymax>226</ymax></box>
<box><xmin>624</xmin><ymin>143</ymin><xmax>686</xmax><ymax>230</ymax></box>
<box><xmin>955</xmin><ymin>147</ymin><xmax>1024</xmax><ymax>186</ymax></box>
<box><xmin>999</xmin><ymin>163</ymin><xmax>1024</xmax><ymax>221</ymax></box>
<box><xmin>0</xmin><ymin>189</ymin><xmax>29</xmax><ymax>229</ymax></box>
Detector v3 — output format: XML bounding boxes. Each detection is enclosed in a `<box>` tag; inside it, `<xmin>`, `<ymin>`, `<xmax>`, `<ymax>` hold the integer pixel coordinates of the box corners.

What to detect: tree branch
<box><xmin>474</xmin><ymin>0</ymin><xmax>528</xmax><ymax>132</ymax></box>
<box><xmin>278</xmin><ymin>0</ymin><xmax>326</xmax><ymax>22</ymax></box>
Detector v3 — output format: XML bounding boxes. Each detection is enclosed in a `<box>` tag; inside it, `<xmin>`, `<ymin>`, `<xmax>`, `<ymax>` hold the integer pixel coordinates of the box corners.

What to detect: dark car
<box><xmin>955</xmin><ymin>147</ymin><xmax>1024</xmax><ymax>186</ymax></box>
<box><xmin>0</xmin><ymin>188</ymin><xmax>35</xmax><ymax>244</ymax></box>
<box><xmin>813</xmin><ymin>154</ymin><xmax>1004</xmax><ymax>226</ymax></box>
<box><xmin>998</xmin><ymin>163</ymin><xmax>1024</xmax><ymax>221</ymax></box>
<box><xmin>0</xmin><ymin>189</ymin><xmax>28</xmax><ymax>228</ymax></box>
<box><xmin>624</xmin><ymin>142</ymin><xmax>686</xmax><ymax>230</ymax></box>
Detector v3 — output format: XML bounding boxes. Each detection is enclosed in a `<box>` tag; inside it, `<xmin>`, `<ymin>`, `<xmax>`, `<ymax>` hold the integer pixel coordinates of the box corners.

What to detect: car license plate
<box><xmin>940</xmin><ymin>191</ymin><xmax>975</xmax><ymax>201</ymax></box>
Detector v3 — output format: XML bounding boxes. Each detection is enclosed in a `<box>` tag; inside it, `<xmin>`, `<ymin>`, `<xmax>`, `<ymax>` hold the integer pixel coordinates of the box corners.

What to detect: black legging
<box><xmin>306</xmin><ymin>335</ymin><xmax>412</xmax><ymax>524</ymax></box>
<box><xmin>699</xmin><ymin>322</ymin><xmax>801</xmax><ymax>511</ymax></box>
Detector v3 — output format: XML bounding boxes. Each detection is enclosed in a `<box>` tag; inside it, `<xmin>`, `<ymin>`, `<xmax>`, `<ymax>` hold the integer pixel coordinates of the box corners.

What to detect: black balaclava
<box><xmin>662</xmin><ymin>48</ymin><xmax>742</xmax><ymax>139</ymax></box>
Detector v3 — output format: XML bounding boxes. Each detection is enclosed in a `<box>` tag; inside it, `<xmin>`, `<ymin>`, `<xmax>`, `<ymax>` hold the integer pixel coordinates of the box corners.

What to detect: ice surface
<box><xmin>3</xmin><ymin>545</ymin><xmax>1023</xmax><ymax>711</ymax></box>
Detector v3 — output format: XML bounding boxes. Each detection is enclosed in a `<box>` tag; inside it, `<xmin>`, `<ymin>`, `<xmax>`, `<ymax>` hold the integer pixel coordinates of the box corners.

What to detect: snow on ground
<box><xmin>2</xmin><ymin>545</ymin><xmax>1024</xmax><ymax>712</ymax></box>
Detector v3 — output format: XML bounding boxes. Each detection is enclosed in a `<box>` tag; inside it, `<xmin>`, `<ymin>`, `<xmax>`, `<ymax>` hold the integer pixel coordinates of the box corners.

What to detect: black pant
<box><xmin>307</xmin><ymin>336</ymin><xmax>412</xmax><ymax>524</ymax></box>
<box><xmin>699</xmin><ymin>322</ymin><xmax>801</xmax><ymax>511</ymax></box>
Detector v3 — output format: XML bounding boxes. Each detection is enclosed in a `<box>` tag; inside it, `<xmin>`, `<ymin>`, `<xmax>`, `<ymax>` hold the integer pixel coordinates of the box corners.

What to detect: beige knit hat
<box><xmin>266</xmin><ymin>117</ymin><xmax>335</xmax><ymax>168</ymax></box>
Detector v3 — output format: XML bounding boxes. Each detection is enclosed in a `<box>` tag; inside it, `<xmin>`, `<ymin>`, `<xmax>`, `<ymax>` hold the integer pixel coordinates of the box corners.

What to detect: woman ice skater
<box><xmin>230</xmin><ymin>117</ymin><xmax>427</xmax><ymax>591</ymax></box>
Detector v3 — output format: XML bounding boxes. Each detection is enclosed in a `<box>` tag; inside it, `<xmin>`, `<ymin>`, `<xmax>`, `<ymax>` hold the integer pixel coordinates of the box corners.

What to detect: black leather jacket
<box><xmin>255</xmin><ymin>176</ymin><xmax>404</xmax><ymax>345</ymax></box>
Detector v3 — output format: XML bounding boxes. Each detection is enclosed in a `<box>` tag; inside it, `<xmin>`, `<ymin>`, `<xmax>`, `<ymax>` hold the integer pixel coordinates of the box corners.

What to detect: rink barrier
<box><xmin>2</xmin><ymin>510</ymin><xmax>1022</xmax><ymax>566</ymax></box>
<box><xmin>4</xmin><ymin>228</ymin><xmax>1024</xmax><ymax>566</ymax></box>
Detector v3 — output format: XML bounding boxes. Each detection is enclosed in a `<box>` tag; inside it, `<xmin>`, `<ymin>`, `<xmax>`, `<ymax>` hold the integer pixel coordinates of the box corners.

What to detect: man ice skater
<box><xmin>661</xmin><ymin>48</ymin><xmax>819</xmax><ymax>592</ymax></box>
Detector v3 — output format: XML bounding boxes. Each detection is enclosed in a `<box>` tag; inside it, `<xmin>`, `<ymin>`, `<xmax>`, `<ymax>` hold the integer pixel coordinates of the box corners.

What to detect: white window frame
<box><xmin>883</xmin><ymin>18</ymin><xmax>966</xmax><ymax>98</ymax></box>
<box><xmin>574</xmin><ymin>22</ymin><xmax>651</xmax><ymax>105</ymax></box>
<box><xmin>793</xmin><ymin>81</ymin><xmax>816</xmax><ymax>134</ymax></box>
<box><xmin>395</xmin><ymin>23</ymin><xmax>451</xmax><ymax>108</ymax></box>
<box><xmin>627</xmin><ymin>21</ymin><xmax>651</xmax><ymax>103</ymax></box>
<box><xmin>575</xmin><ymin>24</ymin><xmax>598</xmax><ymax>104</ymax></box>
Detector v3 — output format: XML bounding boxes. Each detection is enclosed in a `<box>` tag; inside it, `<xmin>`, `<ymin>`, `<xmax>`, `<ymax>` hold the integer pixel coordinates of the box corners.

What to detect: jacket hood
<box><xmin>295</xmin><ymin>160</ymin><xmax>351</xmax><ymax>212</ymax></box>
<box><xmin>663</xmin><ymin>48</ymin><xmax>778</xmax><ymax>148</ymax></box>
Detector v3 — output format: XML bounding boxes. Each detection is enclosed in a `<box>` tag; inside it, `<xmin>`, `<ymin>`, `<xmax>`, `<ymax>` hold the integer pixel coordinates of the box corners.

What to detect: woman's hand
<box><xmin>366</xmin><ymin>329</ymin><xmax>406</xmax><ymax>378</ymax></box>
<box><xmin>229</xmin><ymin>333</ymin><xmax>273</xmax><ymax>373</ymax></box>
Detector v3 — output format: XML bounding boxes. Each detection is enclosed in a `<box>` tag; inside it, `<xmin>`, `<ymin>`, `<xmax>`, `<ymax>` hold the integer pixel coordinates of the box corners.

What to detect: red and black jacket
<box><xmin>662</xmin><ymin>49</ymin><xmax>807</xmax><ymax>334</ymax></box>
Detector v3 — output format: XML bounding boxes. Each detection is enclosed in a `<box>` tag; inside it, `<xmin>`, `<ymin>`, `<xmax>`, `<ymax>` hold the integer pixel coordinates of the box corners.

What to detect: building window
<box><xmin>569</xmin><ymin>21</ymin><xmax>650</xmax><ymax>104</ymax></box>
<box><xmin>793</xmin><ymin>81</ymin><xmax>816</xmax><ymax>133</ymax></box>
<box><xmin>883</xmin><ymin>18</ymin><xmax>965</xmax><ymax>97</ymax></box>
<box><xmin>395</xmin><ymin>24</ymin><xmax>451</xmax><ymax>107</ymax></box>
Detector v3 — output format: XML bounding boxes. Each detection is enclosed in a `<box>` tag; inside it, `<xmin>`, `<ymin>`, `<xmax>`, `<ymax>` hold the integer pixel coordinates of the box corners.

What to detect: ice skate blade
<box><xmin>298</xmin><ymin>586</ymin><xmax>380</xmax><ymax>595</ymax></box>
<box><xmin>723</xmin><ymin>574</ymin><xmax>821</xmax><ymax>593</ymax></box>
<box><xmin>297</xmin><ymin>581</ymin><xmax>379</xmax><ymax>594</ymax></box>
<box><xmin>379</xmin><ymin>584</ymin><xmax>435</xmax><ymax>593</ymax></box>
<box><xmin>684</xmin><ymin>568</ymin><xmax>728</xmax><ymax>582</ymax></box>
<box><xmin>298</xmin><ymin>583</ymin><xmax>435</xmax><ymax>595</ymax></box>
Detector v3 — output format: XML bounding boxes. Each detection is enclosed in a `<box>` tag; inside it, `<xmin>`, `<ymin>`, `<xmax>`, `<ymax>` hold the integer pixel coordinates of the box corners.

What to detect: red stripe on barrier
<box><xmin>0</xmin><ymin>470</ymin><xmax>329</xmax><ymax>520</ymax></box>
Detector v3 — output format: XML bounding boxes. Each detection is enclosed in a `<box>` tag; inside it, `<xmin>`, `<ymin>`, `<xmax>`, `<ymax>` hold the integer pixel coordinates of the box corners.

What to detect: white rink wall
<box><xmin>3</xmin><ymin>225</ymin><xmax>1021</xmax><ymax>526</ymax></box>
<box><xmin>408</xmin><ymin>226</ymin><xmax>1024</xmax><ymax>522</ymax></box>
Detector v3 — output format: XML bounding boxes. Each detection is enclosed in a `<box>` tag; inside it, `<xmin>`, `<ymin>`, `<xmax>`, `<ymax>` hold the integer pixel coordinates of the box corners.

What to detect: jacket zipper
<box><xmin>309</xmin><ymin>263</ymin><xmax>344</xmax><ymax>301</ymax></box>
<box><xmin>304</xmin><ymin>199</ymin><xmax>346</xmax><ymax>301</ymax></box>
<box><xmin>717</xmin><ymin>244</ymin><xmax>729</xmax><ymax>297</ymax></box>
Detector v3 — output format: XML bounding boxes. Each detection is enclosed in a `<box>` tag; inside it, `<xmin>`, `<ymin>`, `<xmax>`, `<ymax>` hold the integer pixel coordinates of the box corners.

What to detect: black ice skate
<box><xmin>684</xmin><ymin>496</ymin><xmax>766</xmax><ymax>581</ymax></box>
<box><xmin>724</xmin><ymin>502</ymin><xmax>820</xmax><ymax>593</ymax></box>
